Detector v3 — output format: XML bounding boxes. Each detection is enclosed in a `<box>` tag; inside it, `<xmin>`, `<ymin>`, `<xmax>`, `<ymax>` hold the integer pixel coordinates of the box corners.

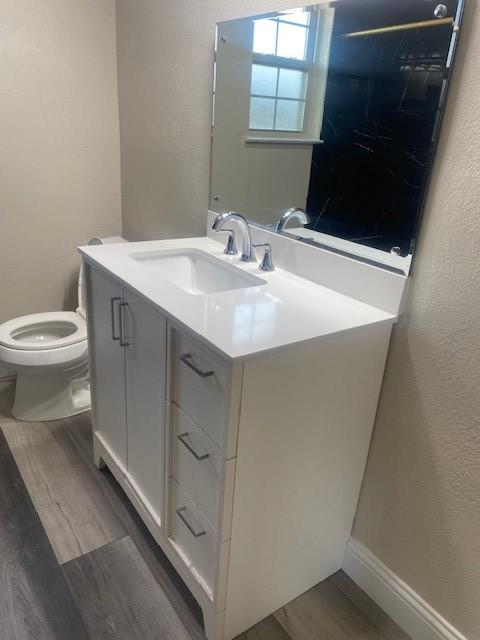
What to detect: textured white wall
<box><xmin>0</xmin><ymin>0</ymin><xmax>121</xmax><ymax>323</ymax></box>
<box><xmin>116</xmin><ymin>1</ymin><xmax>479</xmax><ymax>636</ymax></box>
<box><xmin>353</xmin><ymin>1</ymin><xmax>480</xmax><ymax>637</ymax></box>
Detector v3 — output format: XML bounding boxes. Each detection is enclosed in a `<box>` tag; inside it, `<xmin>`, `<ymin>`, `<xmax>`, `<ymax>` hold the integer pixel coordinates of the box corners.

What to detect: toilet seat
<box><xmin>0</xmin><ymin>236</ymin><xmax>126</xmax><ymax>420</ymax></box>
<box><xmin>0</xmin><ymin>312</ymin><xmax>86</xmax><ymax>351</ymax></box>
<box><xmin>0</xmin><ymin>337</ymin><xmax>88</xmax><ymax>369</ymax></box>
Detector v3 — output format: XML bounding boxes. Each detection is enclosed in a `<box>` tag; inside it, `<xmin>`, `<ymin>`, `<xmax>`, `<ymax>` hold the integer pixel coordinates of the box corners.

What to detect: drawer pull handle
<box><xmin>119</xmin><ymin>302</ymin><xmax>129</xmax><ymax>347</ymax></box>
<box><xmin>176</xmin><ymin>506</ymin><xmax>206</xmax><ymax>538</ymax></box>
<box><xmin>178</xmin><ymin>432</ymin><xmax>210</xmax><ymax>461</ymax></box>
<box><xmin>180</xmin><ymin>353</ymin><xmax>214</xmax><ymax>378</ymax></box>
<box><xmin>110</xmin><ymin>297</ymin><xmax>121</xmax><ymax>341</ymax></box>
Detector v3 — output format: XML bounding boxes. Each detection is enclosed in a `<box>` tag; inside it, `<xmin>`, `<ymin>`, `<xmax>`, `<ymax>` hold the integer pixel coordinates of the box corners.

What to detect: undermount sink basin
<box><xmin>130</xmin><ymin>248</ymin><xmax>266</xmax><ymax>295</ymax></box>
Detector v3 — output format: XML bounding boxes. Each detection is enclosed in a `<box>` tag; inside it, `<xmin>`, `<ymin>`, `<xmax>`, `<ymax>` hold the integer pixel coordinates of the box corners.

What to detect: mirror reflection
<box><xmin>210</xmin><ymin>0</ymin><xmax>463</xmax><ymax>274</ymax></box>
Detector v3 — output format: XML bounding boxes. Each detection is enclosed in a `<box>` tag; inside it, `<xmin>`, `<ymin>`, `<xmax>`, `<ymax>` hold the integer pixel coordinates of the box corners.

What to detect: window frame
<box><xmin>249</xmin><ymin>11</ymin><xmax>318</xmax><ymax>133</ymax></box>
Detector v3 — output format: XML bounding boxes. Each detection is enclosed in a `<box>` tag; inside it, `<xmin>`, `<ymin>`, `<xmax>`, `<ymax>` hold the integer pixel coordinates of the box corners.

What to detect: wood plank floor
<box><xmin>2</xmin><ymin>408</ymin><xmax>126</xmax><ymax>563</ymax></box>
<box><xmin>63</xmin><ymin>536</ymin><xmax>191</xmax><ymax>640</ymax></box>
<box><xmin>274</xmin><ymin>579</ymin><xmax>387</xmax><ymax>640</ymax></box>
<box><xmin>0</xmin><ymin>430</ymin><xmax>89</xmax><ymax>639</ymax></box>
<box><xmin>0</xmin><ymin>385</ymin><xmax>409</xmax><ymax>640</ymax></box>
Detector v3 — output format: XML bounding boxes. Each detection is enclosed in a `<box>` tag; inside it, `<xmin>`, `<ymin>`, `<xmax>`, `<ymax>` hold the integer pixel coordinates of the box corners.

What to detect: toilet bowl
<box><xmin>0</xmin><ymin>236</ymin><xmax>126</xmax><ymax>421</ymax></box>
<box><xmin>0</xmin><ymin>311</ymin><xmax>89</xmax><ymax>421</ymax></box>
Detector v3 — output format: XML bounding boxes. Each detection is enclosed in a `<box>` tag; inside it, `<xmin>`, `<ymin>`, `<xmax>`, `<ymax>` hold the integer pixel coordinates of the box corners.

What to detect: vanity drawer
<box><xmin>171</xmin><ymin>403</ymin><xmax>222</xmax><ymax>529</ymax></box>
<box><xmin>170</xmin><ymin>403</ymin><xmax>235</xmax><ymax>539</ymax></box>
<box><xmin>171</xmin><ymin>330</ymin><xmax>230</xmax><ymax>449</ymax></box>
<box><xmin>168</xmin><ymin>478</ymin><xmax>219</xmax><ymax>598</ymax></box>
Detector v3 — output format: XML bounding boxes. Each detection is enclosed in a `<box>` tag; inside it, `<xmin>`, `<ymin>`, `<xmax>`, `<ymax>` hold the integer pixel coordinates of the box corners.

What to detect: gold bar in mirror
<box><xmin>343</xmin><ymin>16</ymin><xmax>454</xmax><ymax>38</ymax></box>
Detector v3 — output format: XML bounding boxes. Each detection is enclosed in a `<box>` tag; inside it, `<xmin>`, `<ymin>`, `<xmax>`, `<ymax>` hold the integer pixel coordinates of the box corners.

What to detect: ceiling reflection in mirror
<box><xmin>210</xmin><ymin>0</ymin><xmax>464</xmax><ymax>274</ymax></box>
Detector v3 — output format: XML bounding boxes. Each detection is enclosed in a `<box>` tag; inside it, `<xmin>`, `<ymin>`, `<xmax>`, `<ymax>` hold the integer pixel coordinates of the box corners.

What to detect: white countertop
<box><xmin>79</xmin><ymin>237</ymin><xmax>395</xmax><ymax>361</ymax></box>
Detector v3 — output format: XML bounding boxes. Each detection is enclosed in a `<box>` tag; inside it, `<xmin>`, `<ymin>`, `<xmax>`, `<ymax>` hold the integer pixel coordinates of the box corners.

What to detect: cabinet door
<box><xmin>123</xmin><ymin>288</ymin><xmax>167</xmax><ymax>524</ymax></box>
<box><xmin>86</xmin><ymin>266</ymin><xmax>127</xmax><ymax>469</ymax></box>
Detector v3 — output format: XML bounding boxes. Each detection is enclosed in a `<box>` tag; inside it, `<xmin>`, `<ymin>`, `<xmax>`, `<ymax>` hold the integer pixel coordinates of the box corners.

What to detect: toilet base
<box><xmin>12</xmin><ymin>371</ymin><xmax>91</xmax><ymax>421</ymax></box>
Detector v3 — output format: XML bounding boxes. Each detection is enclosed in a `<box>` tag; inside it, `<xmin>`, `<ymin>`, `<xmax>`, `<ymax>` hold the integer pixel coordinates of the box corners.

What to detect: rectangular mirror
<box><xmin>210</xmin><ymin>0</ymin><xmax>464</xmax><ymax>274</ymax></box>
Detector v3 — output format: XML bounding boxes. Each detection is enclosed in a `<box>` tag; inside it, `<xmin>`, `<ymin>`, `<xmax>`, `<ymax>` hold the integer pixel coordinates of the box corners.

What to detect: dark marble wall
<box><xmin>306</xmin><ymin>0</ymin><xmax>459</xmax><ymax>256</ymax></box>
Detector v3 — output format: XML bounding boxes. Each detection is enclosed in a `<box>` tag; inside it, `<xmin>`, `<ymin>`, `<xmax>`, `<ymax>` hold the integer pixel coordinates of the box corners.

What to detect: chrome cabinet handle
<box><xmin>177</xmin><ymin>432</ymin><xmax>210</xmax><ymax>461</ymax></box>
<box><xmin>176</xmin><ymin>506</ymin><xmax>206</xmax><ymax>538</ymax></box>
<box><xmin>119</xmin><ymin>302</ymin><xmax>129</xmax><ymax>347</ymax></box>
<box><xmin>110</xmin><ymin>297</ymin><xmax>122</xmax><ymax>341</ymax></box>
<box><xmin>180</xmin><ymin>353</ymin><xmax>214</xmax><ymax>378</ymax></box>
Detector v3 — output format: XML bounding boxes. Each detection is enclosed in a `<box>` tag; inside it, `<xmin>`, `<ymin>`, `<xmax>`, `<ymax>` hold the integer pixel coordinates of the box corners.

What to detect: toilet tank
<box><xmin>77</xmin><ymin>236</ymin><xmax>128</xmax><ymax>319</ymax></box>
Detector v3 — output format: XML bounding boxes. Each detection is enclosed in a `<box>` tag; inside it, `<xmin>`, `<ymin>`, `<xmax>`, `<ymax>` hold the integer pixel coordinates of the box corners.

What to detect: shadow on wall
<box><xmin>355</xmin><ymin>310</ymin><xmax>479</xmax><ymax>629</ymax></box>
<box><xmin>62</xmin><ymin>268</ymin><xmax>78</xmax><ymax>313</ymax></box>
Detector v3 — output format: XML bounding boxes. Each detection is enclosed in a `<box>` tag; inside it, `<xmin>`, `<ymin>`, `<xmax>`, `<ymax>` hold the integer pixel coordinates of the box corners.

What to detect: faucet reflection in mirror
<box><xmin>210</xmin><ymin>0</ymin><xmax>464</xmax><ymax>274</ymax></box>
<box><xmin>275</xmin><ymin>207</ymin><xmax>310</xmax><ymax>234</ymax></box>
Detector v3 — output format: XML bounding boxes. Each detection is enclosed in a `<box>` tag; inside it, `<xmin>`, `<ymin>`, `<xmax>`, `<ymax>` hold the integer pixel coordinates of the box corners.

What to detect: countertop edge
<box><xmin>79</xmin><ymin>247</ymin><xmax>396</xmax><ymax>362</ymax></box>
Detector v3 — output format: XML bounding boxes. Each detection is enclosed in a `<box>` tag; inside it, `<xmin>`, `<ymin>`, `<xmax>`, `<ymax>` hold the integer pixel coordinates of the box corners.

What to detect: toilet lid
<box><xmin>0</xmin><ymin>312</ymin><xmax>87</xmax><ymax>351</ymax></box>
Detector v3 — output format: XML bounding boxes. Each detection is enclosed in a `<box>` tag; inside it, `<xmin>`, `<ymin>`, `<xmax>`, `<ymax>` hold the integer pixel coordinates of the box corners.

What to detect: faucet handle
<box><xmin>253</xmin><ymin>243</ymin><xmax>275</xmax><ymax>272</ymax></box>
<box><xmin>222</xmin><ymin>229</ymin><xmax>238</xmax><ymax>255</ymax></box>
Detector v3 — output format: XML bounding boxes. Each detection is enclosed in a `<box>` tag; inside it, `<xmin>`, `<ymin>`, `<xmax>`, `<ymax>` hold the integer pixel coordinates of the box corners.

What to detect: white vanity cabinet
<box><xmin>84</xmin><ymin>259</ymin><xmax>393</xmax><ymax>640</ymax></box>
<box><xmin>85</xmin><ymin>265</ymin><xmax>167</xmax><ymax>526</ymax></box>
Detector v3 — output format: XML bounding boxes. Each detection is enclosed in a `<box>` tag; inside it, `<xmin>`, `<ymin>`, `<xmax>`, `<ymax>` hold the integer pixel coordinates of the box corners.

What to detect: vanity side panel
<box><xmin>224</xmin><ymin>322</ymin><xmax>393</xmax><ymax>639</ymax></box>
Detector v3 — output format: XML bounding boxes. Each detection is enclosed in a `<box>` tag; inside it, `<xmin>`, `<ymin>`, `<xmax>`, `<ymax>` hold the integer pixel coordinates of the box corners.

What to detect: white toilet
<box><xmin>0</xmin><ymin>236</ymin><xmax>126</xmax><ymax>421</ymax></box>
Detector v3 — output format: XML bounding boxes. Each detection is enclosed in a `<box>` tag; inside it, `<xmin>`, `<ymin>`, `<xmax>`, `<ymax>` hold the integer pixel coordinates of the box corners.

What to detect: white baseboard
<box><xmin>342</xmin><ymin>538</ymin><xmax>468</xmax><ymax>640</ymax></box>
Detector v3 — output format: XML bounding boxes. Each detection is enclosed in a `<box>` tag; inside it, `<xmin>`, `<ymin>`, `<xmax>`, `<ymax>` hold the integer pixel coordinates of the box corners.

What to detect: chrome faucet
<box><xmin>275</xmin><ymin>207</ymin><xmax>309</xmax><ymax>234</ymax></box>
<box><xmin>211</xmin><ymin>212</ymin><xmax>256</xmax><ymax>262</ymax></box>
